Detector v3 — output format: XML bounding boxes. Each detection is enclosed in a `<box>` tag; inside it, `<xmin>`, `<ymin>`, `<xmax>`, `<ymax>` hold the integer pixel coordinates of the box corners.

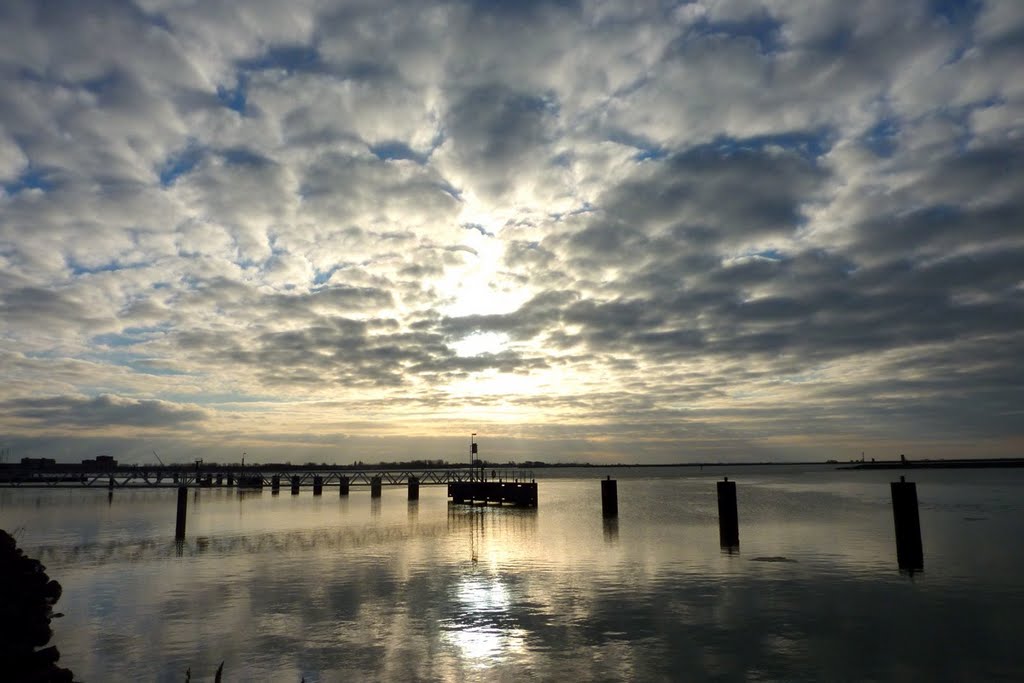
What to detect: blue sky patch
<box><xmin>371</xmin><ymin>141</ymin><xmax>426</xmax><ymax>163</ymax></box>
<box><xmin>67</xmin><ymin>258</ymin><xmax>129</xmax><ymax>276</ymax></box>
<box><xmin>4</xmin><ymin>167</ymin><xmax>55</xmax><ymax>195</ymax></box>
<box><xmin>217</xmin><ymin>74</ymin><xmax>248</xmax><ymax>114</ymax></box>
<box><xmin>930</xmin><ymin>0</ymin><xmax>982</xmax><ymax>26</ymax></box>
<box><xmin>862</xmin><ymin>118</ymin><xmax>900</xmax><ymax>158</ymax></box>
<box><xmin>159</xmin><ymin>143</ymin><xmax>203</xmax><ymax>187</ymax></box>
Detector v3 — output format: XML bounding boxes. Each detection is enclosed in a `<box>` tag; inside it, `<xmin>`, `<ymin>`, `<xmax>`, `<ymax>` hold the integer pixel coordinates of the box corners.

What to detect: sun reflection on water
<box><xmin>444</xmin><ymin>575</ymin><xmax>528</xmax><ymax>668</ymax></box>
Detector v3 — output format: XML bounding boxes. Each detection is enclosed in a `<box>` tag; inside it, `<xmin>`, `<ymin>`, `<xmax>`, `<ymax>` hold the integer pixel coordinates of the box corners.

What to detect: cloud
<box><xmin>0</xmin><ymin>0</ymin><xmax>1020</xmax><ymax>461</ymax></box>
<box><xmin>0</xmin><ymin>394</ymin><xmax>206</xmax><ymax>428</ymax></box>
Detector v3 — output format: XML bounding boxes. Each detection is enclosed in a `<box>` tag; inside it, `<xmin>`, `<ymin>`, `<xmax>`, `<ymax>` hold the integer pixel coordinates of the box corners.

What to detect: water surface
<box><xmin>3</xmin><ymin>465</ymin><xmax>1023</xmax><ymax>681</ymax></box>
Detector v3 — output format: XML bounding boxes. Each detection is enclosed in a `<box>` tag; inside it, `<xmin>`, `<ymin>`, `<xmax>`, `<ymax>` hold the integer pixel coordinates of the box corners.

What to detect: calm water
<box><xmin>3</xmin><ymin>465</ymin><xmax>1024</xmax><ymax>682</ymax></box>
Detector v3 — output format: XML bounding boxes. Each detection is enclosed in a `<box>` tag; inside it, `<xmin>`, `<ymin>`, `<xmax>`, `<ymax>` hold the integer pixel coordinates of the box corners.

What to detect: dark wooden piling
<box><xmin>891</xmin><ymin>476</ymin><xmax>924</xmax><ymax>571</ymax></box>
<box><xmin>408</xmin><ymin>476</ymin><xmax>420</xmax><ymax>501</ymax></box>
<box><xmin>313</xmin><ymin>476</ymin><xmax>323</xmax><ymax>496</ymax></box>
<box><xmin>290</xmin><ymin>476</ymin><xmax>300</xmax><ymax>495</ymax></box>
<box><xmin>717</xmin><ymin>477</ymin><xmax>739</xmax><ymax>548</ymax></box>
<box><xmin>339</xmin><ymin>476</ymin><xmax>350</xmax><ymax>496</ymax></box>
<box><xmin>216</xmin><ymin>473</ymin><xmax>223</xmax><ymax>487</ymax></box>
<box><xmin>227</xmin><ymin>474</ymin><xmax>234</xmax><ymax>487</ymax></box>
<box><xmin>175</xmin><ymin>486</ymin><xmax>187</xmax><ymax>540</ymax></box>
<box><xmin>371</xmin><ymin>476</ymin><xmax>382</xmax><ymax>498</ymax></box>
<box><xmin>271</xmin><ymin>475</ymin><xmax>280</xmax><ymax>494</ymax></box>
<box><xmin>601</xmin><ymin>476</ymin><xmax>618</xmax><ymax>517</ymax></box>
<box><xmin>108</xmin><ymin>476</ymin><xmax>114</xmax><ymax>490</ymax></box>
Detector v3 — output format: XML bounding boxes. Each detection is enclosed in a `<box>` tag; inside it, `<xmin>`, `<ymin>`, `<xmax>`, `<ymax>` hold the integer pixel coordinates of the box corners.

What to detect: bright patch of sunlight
<box><xmin>452</xmin><ymin>332</ymin><xmax>510</xmax><ymax>357</ymax></box>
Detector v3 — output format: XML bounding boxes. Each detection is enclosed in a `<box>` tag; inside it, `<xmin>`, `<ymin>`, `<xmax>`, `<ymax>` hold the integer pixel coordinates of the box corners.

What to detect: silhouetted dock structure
<box><xmin>447</xmin><ymin>480</ymin><xmax>538</xmax><ymax>507</ymax></box>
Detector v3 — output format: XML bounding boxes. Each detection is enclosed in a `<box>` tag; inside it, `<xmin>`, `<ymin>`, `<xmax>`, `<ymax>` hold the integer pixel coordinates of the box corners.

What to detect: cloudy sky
<box><xmin>1</xmin><ymin>0</ymin><xmax>1022</xmax><ymax>465</ymax></box>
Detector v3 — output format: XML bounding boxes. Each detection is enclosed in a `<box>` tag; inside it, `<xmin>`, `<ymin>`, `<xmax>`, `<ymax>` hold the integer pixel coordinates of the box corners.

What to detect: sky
<box><xmin>1</xmin><ymin>0</ymin><xmax>1022</xmax><ymax>465</ymax></box>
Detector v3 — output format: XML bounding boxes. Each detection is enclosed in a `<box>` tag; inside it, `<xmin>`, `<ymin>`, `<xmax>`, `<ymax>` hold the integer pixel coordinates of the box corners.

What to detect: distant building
<box><xmin>20</xmin><ymin>457</ymin><xmax>56</xmax><ymax>468</ymax></box>
<box><xmin>81</xmin><ymin>455</ymin><xmax>118</xmax><ymax>469</ymax></box>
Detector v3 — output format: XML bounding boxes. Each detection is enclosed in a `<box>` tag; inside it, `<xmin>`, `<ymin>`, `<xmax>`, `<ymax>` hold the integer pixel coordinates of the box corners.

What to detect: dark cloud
<box><xmin>1</xmin><ymin>395</ymin><xmax>206</xmax><ymax>428</ymax></box>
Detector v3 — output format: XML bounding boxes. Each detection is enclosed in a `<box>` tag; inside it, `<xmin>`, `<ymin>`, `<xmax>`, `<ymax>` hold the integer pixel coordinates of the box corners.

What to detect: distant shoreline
<box><xmin>525</xmin><ymin>458</ymin><xmax>1024</xmax><ymax>470</ymax></box>
<box><xmin>836</xmin><ymin>458</ymin><xmax>1024</xmax><ymax>470</ymax></box>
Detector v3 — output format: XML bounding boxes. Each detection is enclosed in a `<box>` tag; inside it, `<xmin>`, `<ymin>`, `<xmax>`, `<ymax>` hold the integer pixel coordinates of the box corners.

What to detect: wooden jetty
<box><xmin>0</xmin><ymin>464</ymin><xmax>529</xmax><ymax>490</ymax></box>
<box><xmin>447</xmin><ymin>480</ymin><xmax>538</xmax><ymax>508</ymax></box>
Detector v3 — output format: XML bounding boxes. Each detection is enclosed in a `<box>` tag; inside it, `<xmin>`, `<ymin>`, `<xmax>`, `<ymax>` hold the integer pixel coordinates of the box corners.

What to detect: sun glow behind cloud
<box><xmin>451</xmin><ymin>332</ymin><xmax>511</xmax><ymax>357</ymax></box>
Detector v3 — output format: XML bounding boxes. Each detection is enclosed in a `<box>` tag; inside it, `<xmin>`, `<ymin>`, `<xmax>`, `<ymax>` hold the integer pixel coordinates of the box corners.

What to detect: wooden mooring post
<box><xmin>290</xmin><ymin>476</ymin><xmax>300</xmax><ymax>495</ymax></box>
<box><xmin>175</xmin><ymin>485</ymin><xmax>187</xmax><ymax>540</ymax></box>
<box><xmin>717</xmin><ymin>477</ymin><xmax>739</xmax><ymax>548</ymax></box>
<box><xmin>601</xmin><ymin>476</ymin><xmax>618</xmax><ymax>517</ymax></box>
<box><xmin>408</xmin><ymin>476</ymin><xmax>420</xmax><ymax>501</ymax></box>
<box><xmin>371</xmin><ymin>476</ymin><xmax>382</xmax><ymax>498</ymax></box>
<box><xmin>891</xmin><ymin>476</ymin><xmax>924</xmax><ymax>571</ymax></box>
<box><xmin>270</xmin><ymin>475</ymin><xmax>280</xmax><ymax>494</ymax></box>
<box><xmin>339</xmin><ymin>476</ymin><xmax>350</xmax><ymax>496</ymax></box>
<box><xmin>313</xmin><ymin>476</ymin><xmax>324</xmax><ymax>496</ymax></box>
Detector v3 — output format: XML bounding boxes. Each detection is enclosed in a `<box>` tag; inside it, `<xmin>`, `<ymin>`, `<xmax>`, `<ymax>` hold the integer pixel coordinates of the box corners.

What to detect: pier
<box><xmin>448</xmin><ymin>480</ymin><xmax>538</xmax><ymax>507</ymax></box>
<box><xmin>0</xmin><ymin>464</ymin><xmax>530</xmax><ymax>491</ymax></box>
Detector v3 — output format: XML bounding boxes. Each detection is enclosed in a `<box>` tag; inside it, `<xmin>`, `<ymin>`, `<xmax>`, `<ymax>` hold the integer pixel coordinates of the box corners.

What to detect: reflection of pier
<box><xmin>0</xmin><ymin>465</ymin><xmax>532</xmax><ymax>489</ymax></box>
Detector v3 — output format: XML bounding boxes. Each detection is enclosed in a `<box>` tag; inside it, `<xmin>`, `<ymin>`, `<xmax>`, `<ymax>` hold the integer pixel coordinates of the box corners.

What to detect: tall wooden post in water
<box><xmin>371</xmin><ymin>475</ymin><xmax>382</xmax><ymax>498</ymax></box>
<box><xmin>175</xmin><ymin>486</ymin><xmax>187</xmax><ymax>540</ymax></box>
<box><xmin>408</xmin><ymin>476</ymin><xmax>420</xmax><ymax>501</ymax></box>
<box><xmin>891</xmin><ymin>476</ymin><xmax>923</xmax><ymax>571</ymax></box>
<box><xmin>313</xmin><ymin>476</ymin><xmax>323</xmax><ymax>496</ymax></box>
<box><xmin>339</xmin><ymin>476</ymin><xmax>350</xmax><ymax>496</ymax></box>
<box><xmin>601</xmin><ymin>476</ymin><xmax>618</xmax><ymax>517</ymax></box>
<box><xmin>717</xmin><ymin>477</ymin><xmax>739</xmax><ymax>548</ymax></box>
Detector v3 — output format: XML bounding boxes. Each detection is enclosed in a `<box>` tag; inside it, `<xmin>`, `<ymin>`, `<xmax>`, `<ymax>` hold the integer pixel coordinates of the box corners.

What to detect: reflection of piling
<box><xmin>313</xmin><ymin>476</ymin><xmax>324</xmax><ymax>496</ymax></box>
<box><xmin>891</xmin><ymin>476</ymin><xmax>924</xmax><ymax>571</ymax></box>
<box><xmin>717</xmin><ymin>477</ymin><xmax>739</xmax><ymax>548</ymax></box>
<box><xmin>175</xmin><ymin>486</ymin><xmax>187</xmax><ymax>540</ymax></box>
<box><xmin>601</xmin><ymin>476</ymin><xmax>618</xmax><ymax>517</ymax></box>
<box><xmin>271</xmin><ymin>475</ymin><xmax>280</xmax><ymax>494</ymax></box>
<box><xmin>290</xmin><ymin>476</ymin><xmax>300</xmax><ymax>495</ymax></box>
<box><xmin>371</xmin><ymin>476</ymin><xmax>382</xmax><ymax>498</ymax></box>
<box><xmin>408</xmin><ymin>476</ymin><xmax>420</xmax><ymax>501</ymax></box>
<box><xmin>603</xmin><ymin>516</ymin><xmax>619</xmax><ymax>543</ymax></box>
<box><xmin>339</xmin><ymin>476</ymin><xmax>350</xmax><ymax>496</ymax></box>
